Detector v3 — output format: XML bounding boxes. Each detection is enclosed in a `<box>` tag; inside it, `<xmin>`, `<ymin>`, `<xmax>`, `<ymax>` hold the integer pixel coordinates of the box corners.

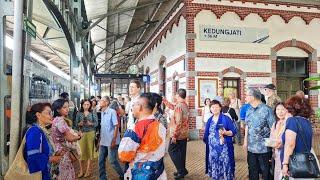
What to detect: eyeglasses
<box><xmin>42</xmin><ymin>111</ymin><xmax>53</xmax><ymax>116</ymax></box>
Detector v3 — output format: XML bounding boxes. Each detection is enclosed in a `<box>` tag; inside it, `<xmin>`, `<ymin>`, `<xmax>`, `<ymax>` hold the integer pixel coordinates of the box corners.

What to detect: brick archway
<box><xmin>220</xmin><ymin>66</ymin><xmax>246</xmax><ymax>102</ymax></box>
<box><xmin>272</xmin><ymin>39</ymin><xmax>315</xmax><ymax>54</ymax></box>
<box><xmin>271</xmin><ymin>39</ymin><xmax>318</xmax><ymax>108</ymax></box>
<box><xmin>222</xmin><ymin>66</ymin><xmax>245</xmax><ymax>76</ymax></box>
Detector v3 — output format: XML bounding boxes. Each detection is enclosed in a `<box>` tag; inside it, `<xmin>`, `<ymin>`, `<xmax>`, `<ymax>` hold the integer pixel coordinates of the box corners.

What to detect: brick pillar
<box><xmin>270</xmin><ymin>49</ymin><xmax>277</xmax><ymax>85</ymax></box>
<box><xmin>184</xmin><ymin>1</ymin><xmax>198</xmax><ymax>139</ymax></box>
<box><xmin>309</xmin><ymin>54</ymin><xmax>319</xmax><ymax>109</ymax></box>
<box><xmin>240</xmin><ymin>74</ymin><xmax>246</xmax><ymax>103</ymax></box>
<box><xmin>158</xmin><ymin>67</ymin><xmax>165</xmax><ymax>94</ymax></box>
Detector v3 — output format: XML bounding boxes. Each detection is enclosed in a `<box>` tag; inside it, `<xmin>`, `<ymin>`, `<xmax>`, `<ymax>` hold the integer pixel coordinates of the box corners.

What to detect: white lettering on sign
<box><xmin>199</xmin><ymin>25</ymin><xmax>269</xmax><ymax>43</ymax></box>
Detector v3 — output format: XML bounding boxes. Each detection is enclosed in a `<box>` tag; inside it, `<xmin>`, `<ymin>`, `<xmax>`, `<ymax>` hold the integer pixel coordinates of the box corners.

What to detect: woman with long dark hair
<box><xmin>76</xmin><ymin>99</ymin><xmax>98</xmax><ymax>178</ymax></box>
<box><xmin>24</xmin><ymin>103</ymin><xmax>61</xmax><ymax>180</ymax></box>
<box><xmin>269</xmin><ymin>102</ymin><xmax>287</xmax><ymax>180</ymax></box>
<box><xmin>91</xmin><ymin>99</ymin><xmax>98</xmax><ymax>113</ymax></box>
<box><xmin>51</xmin><ymin>99</ymin><xmax>82</xmax><ymax>180</ymax></box>
<box><xmin>151</xmin><ymin>93</ymin><xmax>167</xmax><ymax>129</ymax></box>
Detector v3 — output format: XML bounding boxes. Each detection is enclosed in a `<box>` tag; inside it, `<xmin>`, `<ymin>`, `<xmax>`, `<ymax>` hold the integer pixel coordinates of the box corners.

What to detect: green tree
<box><xmin>304</xmin><ymin>76</ymin><xmax>320</xmax><ymax>119</ymax></box>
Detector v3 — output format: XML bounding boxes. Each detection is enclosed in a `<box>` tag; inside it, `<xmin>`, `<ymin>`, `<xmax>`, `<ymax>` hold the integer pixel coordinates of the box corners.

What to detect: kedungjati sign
<box><xmin>199</xmin><ymin>25</ymin><xmax>269</xmax><ymax>43</ymax></box>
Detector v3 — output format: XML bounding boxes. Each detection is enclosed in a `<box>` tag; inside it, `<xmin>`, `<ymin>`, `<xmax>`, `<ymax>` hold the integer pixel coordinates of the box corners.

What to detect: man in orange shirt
<box><xmin>163</xmin><ymin>89</ymin><xmax>189</xmax><ymax>179</ymax></box>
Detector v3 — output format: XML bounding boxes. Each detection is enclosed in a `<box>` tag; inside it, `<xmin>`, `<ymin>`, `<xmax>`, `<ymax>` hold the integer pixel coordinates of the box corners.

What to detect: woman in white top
<box><xmin>202</xmin><ymin>98</ymin><xmax>212</xmax><ymax>128</ymax></box>
<box><xmin>229</xmin><ymin>91</ymin><xmax>242</xmax><ymax>144</ymax></box>
<box><xmin>228</xmin><ymin>92</ymin><xmax>242</xmax><ymax>118</ymax></box>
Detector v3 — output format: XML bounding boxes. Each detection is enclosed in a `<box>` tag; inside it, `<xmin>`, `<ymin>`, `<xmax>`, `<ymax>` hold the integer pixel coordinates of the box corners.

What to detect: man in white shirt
<box><xmin>99</xmin><ymin>96</ymin><xmax>124</xmax><ymax>180</ymax></box>
<box><xmin>127</xmin><ymin>80</ymin><xmax>141</xmax><ymax>129</ymax></box>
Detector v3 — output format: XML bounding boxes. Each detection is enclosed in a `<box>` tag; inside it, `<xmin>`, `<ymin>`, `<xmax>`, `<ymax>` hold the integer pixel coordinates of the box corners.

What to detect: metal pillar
<box><xmin>9</xmin><ymin>0</ymin><xmax>24</xmax><ymax>165</ymax></box>
<box><xmin>21</xmin><ymin>0</ymin><xmax>33</xmax><ymax>138</ymax></box>
<box><xmin>88</xmin><ymin>77</ymin><xmax>91</xmax><ymax>97</ymax></box>
<box><xmin>0</xmin><ymin>0</ymin><xmax>14</xmax><ymax>176</ymax></box>
<box><xmin>70</xmin><ymin>55</ymin><xmax>74</xmax><ymax>100</ymax></box>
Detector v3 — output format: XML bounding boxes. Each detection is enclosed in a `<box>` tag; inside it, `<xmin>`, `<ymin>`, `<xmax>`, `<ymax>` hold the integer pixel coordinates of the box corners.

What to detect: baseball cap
<box><xmin>264</xmin><ymin>84</ymin><xmax>276</xmax><ymax>90</ymax></box>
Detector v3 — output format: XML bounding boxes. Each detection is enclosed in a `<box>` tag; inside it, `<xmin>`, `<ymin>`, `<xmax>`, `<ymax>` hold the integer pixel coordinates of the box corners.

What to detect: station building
<box><xmin>136</xmin><ymin>0</ymin><xmax>320</xmax><ymax>138</ymax></box>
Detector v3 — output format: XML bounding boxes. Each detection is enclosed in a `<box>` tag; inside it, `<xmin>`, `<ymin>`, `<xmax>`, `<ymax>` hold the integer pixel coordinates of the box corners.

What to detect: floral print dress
<box><xmin>208</xmin><ymin>120</ymin><xmax>234</xmax><ymax>180</ymax></box>
<box><xmin>51</xmin><ymin>116</ymin><xmax>75</xmax><ymax>180</ymax></box>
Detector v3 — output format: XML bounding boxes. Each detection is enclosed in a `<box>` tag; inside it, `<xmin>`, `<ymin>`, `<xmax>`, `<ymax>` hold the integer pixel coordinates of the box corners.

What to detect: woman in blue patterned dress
<box><xmin>203</xmin><ymin>100</ymin><xmax>237</xmax><ymax>180</ymax></box>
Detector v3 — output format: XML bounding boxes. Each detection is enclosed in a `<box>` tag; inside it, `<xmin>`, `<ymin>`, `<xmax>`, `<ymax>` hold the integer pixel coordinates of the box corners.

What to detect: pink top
<box><xmin>51</xmin><ymin>116</ymin><xmax>70</xmax><ymax>152</ymax></box>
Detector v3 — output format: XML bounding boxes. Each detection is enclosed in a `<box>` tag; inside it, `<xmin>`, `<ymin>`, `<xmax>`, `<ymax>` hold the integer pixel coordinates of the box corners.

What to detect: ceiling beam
<box><xmin>135</xmin><ymin>1</ymin><xmax>163</xmax><ymax>47</ymax></box>
<box><xmin>115</xmin><ymin>0</ymin><xmax>129</xmax><ymax>9</ymax></box>
<box><xmin>82</xmin><ymin>0</ymin><xmax>167</xmax><ymax>36</ymax></box>
<box><xmin>43</xmin><ymin>36</ymin><xmax>65</xmax><ymax>40</ymax></box>
<box><xmin>32</xmin><ymin>15</ymin><xmax>62</xmax><ymax>32</ymax></box>
<box><xmin>35</xmin><ymin>32</ymin><xmax>69</xmax><ymax>66</ymax></box>
<box><xmin>47</xmin><ymin>56</ymin><xmax>57</xmax><ymax>62</ymax></box>
<box><xmin>133</xmin><ymin>0</ymin><xmax>181</xmax><ymax>64</ymax></box>
<box><xmin>43</xmin><ymin>27</ymin><xmax>50</xmax><ymax>38</ymax></box>
<box><xmin>96</xmin><ymin>44</ymin><xmax>134</xmax><ymax>71</ymax></box>
<box><xmin>93</xmin><ymin>22</ymin><xmax>148</xmax><ymax>44</ymax></box>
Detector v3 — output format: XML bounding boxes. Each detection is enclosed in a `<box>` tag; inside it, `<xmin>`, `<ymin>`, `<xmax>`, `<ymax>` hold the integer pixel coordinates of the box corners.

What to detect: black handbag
<box><xmin>288</xmin><ymin>117</ymin><xmax>320</xmax><ymax>178</ymax></box>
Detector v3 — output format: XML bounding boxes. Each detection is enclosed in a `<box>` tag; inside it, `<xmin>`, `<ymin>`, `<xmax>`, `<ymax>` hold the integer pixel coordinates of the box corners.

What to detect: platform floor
<box><xmin>77</xmin><ymin>134</ymin><xmax>320</xmax><ymax>180</ymax></box>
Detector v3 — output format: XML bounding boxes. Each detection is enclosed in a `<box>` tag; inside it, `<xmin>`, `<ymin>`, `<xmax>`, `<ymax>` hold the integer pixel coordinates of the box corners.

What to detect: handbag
<box><xmin>69</xmin><ymin>150</ymin><xmax>80</xmax><ymax>163</ymax></box>
<box><xmin>64</xmin><ymin>128</ymin><xmax>81</xmax><ymax>163</ymax></box>
<box><xmin>131</xmin><ymin>158</ymin><xmax>164</xmax><ymax>180</ymax></box>
<box><xmin>4</xmin><ymin>130</ymin><xmax>42</xmax><ymax>180</ymax></box>
<box><xmin>288</xmin><ymin>118</ymin><xmax>320</xmax><ymax>178</ymax></box>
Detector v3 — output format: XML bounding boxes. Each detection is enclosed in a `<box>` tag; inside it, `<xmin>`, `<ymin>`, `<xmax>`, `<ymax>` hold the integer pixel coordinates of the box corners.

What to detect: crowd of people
<box><xmin>201</xmin><ymin>84</ymin><xmax>318</xmax><ymax>180</ymax></box>
<box><xmin>6</xmin><ymin>81</ymin><xmax>319</xmax><ymax>180</ymax></box>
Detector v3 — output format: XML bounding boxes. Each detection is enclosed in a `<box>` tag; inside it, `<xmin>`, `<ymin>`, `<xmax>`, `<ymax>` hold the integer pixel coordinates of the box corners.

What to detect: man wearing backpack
<box><xmin>118</xmin><ymin>93</ymin><xmax>167</xmax><ymax>179</ymax></box>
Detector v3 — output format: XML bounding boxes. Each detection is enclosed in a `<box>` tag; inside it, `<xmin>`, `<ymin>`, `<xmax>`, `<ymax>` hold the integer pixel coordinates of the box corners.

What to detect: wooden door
<box><xmin>277</xmin><ymin>77</ymin><xmax>303</xmax><ymax>101</ymax></box>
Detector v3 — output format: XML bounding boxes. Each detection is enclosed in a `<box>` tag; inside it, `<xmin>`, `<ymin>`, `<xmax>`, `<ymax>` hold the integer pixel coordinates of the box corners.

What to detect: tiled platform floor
<box><xmin>77</xmin><ymin>133</ymin><xmax>320</xmax><ymax>180</ymax></box>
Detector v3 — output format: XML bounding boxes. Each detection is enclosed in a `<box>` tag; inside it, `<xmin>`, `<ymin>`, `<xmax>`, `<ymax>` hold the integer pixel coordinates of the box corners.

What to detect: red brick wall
<box><xmin>189</xmin><ymin>3</ymin><xmax>320</xmax><ymax>25</ymax></box>
<box><xmin>197</xmin><ymin>53</ymin><xmax>269</xmax><ymax>60</ymax></box>
<box><xmin>184</xmin><ymin>1</ymin><xmax>197</xmax><ymax>131</ymax></box>
<box><xmin>228</xmin><ymin>0</ymin><xmax>320</xmax><ymax>9</ymax></box>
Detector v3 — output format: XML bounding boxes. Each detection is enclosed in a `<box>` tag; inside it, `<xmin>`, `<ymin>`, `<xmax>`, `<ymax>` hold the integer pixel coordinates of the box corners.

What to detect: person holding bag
<box><xmin>76</xmin><ymin>99</ymin><xmax>98</xmax><ymax>178</ymax></box>
<box><xmin>281</xmin><ymin>96</ymin><xmax>320</xmax><ymax>179</ymax></box>
<box><xmin>51</xmin><ymin>99</ymin><xmax>82</xmax><ymax>180</ymax></box>
<box><xmin>5</xmin><ymin>103</ymin><xmax>61</xmax><ymax>180</ymax></box>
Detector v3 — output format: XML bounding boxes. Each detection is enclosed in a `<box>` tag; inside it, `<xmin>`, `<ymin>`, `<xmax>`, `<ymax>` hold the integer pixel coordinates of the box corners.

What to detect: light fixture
<box><xmin>6</xmin><ymin>35</ymin><xmax>82</xmax><ymax>85</ymax></box>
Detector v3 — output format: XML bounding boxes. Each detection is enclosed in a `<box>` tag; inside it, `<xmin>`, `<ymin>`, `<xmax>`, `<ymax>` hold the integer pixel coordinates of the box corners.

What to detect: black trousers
<box><xmin>247</xmin><ymin>151</ymin><xmax>272</xmax><ymax>180</ymax></box>
<box><xmin>168</xmin><ymin>138</ymin><xmax>188</xmax><ymax>174</ymax></box>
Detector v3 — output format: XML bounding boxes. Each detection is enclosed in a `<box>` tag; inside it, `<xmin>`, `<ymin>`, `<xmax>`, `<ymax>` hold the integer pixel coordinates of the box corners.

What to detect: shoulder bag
<box><xmin>288</xmin><ymin>117</ymin><xmax>320</xmax><ymax>178</ymax></box>
<box><xmin>4</xmin><ymin>128</ymin><xmax>42</xmax><ymax>180</ymax></box>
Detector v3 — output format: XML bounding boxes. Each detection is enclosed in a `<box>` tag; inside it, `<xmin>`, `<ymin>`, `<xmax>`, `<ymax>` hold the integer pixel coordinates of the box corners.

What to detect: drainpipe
<box><xmin>9</xmin><ymin>0</ymin><xmax>24</xmax><ymax>165</ymax></box>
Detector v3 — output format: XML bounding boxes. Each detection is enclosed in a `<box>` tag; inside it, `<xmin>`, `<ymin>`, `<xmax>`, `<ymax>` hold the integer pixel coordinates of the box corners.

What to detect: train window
<box><xmin>4</xmin><ymin>16</ymin><xmax>13</xmax><ymax>75</ymax></box>
<box><xmin>113</xmin><ymin>79</ymin><xmax>129</xmax><ymax>96</ymax></box>
<box><xmin>29</xmin><ymin>76</ymin><xmax>52</xmax><ymax>99</ymax></box>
